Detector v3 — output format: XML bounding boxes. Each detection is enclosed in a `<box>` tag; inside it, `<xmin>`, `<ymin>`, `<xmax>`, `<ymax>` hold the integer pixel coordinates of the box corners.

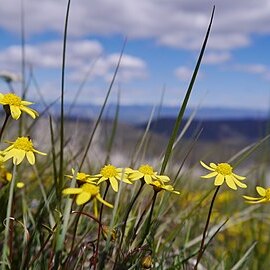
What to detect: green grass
<box><xmin>1</xmin><ymin>3</ymin><xmax>270</xmax><ymax>270</ymax></box>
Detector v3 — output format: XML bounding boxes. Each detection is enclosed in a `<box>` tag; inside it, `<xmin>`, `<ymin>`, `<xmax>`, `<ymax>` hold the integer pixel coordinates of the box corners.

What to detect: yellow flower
<box><xmin>62</xmin><ymin>183</ymin><xmax>113</xmax><ymax>207</ymax></box>
<box><xmin>150</xmin><ymin>180</ymin><xmax>180</xmax><ymax>194</ymax></box>
<box><xmin>2</xmin><ymin>136</ymin><xmax>46</xmax><ymax>165</ymax></box>
<box><xmin>0</xmin><ymin>92</ymin><xmax>38</xmax><ymax>120</ymax></box>
<box><xmin>200</xmin><ymin>161</ymin><xmax>247</xmax><ymax>190</ymax></box>
<box><xmin>141</xmin><ymin>255</ymin><xmax>153</xmax><ymax>269</ymax></box>
<box><xmin>243</xmin><ymin>186</ymin><xmax>270</xmax><ymax>203</ymax></box>
<box><xmin>89</xmin><ymin>164</ymin><xmax>132</xmax><ymax>192</ymax></box>
<box><xmin>129</xmin><ymin>164</ymin><xmax>170</xmax><ymax>184</ymax></box>
<box><xmin>66</xmin><ymin>168</ymin><xmax>97</xmax><ymax>184</ymax></box>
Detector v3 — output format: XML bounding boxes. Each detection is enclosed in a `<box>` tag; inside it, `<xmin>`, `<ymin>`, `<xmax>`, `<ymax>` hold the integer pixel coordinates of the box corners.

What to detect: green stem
<box><xmin>113</xmin><ymin>181</ymin><xmax>145</xmax><ymax>268</ymax></box>
<box><xmin>93</xmin><ymin>182</ymin><xmax>110</xmax><ymax>270</ymax></box>
<box><xmin>194</xmin><ymin>186</ymin><xmax>220</xmax><ymax>270</ymax></box>
<box><xmin>138</xmin><ymin>191</ymin><xmax>158</xmax><ymax>247</ymax></box>
<box><xmin>1</xmin><ymin>164</ymin><xmax>17</xmax><ymax>270</ymax></box>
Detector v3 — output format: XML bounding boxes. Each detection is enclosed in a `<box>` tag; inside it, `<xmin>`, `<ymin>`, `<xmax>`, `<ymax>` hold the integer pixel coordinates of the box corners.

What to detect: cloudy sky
<box><xmin>1</xmin><ymin>0</ymin><xmax>270</xmax><ymax>111</ymax></box>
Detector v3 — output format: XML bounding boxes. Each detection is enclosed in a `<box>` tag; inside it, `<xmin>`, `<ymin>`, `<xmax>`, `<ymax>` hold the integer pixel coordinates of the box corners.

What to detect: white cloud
<box><xmin>234</xmin><ymin>64</ymin><xmax>270</xmax><ymax>80</ymax></box>
<box><xmin>0</xmin><ymin>40</ymin><xmax>147</xmax><ymax>83</ymax></box>
<box><xmin>174</xmin><ymin>66</ymin><xmax>199</xmax><ymax>81</ymax></box>
<box><xmin>203</xmin><ymin>51</ymin><xmax>231</xmax><ymax>64</ymax></box>
<box><xmin>1</xmin><ymin>0</ymin><xmax>270</xmax><ymax>51</ymax></box>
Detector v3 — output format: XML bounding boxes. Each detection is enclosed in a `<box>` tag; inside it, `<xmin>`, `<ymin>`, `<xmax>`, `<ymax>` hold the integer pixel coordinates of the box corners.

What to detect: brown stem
<box><xmin>0</xmin><ymin>113</ymin><xmax>10</xmax><ymax>141</ymax></box>
<box><xmin>194</xmin><ymin>186</ymin><xmax>220</xmax><ymax>270</ymax></box>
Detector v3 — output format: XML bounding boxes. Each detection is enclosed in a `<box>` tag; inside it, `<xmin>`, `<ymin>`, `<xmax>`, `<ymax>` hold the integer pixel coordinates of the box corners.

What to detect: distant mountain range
<box><xmin>138</xmin><ymin>118</ymin><xmax>270</xmax><ymax>142</ymax></box>
<box><xmin>38</xmin><ymin>103</ymin><xmax>268</xmax><ymax>124</ymax></box>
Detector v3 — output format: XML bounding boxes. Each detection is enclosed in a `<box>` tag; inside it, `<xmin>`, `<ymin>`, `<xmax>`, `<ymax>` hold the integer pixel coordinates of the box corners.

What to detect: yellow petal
<box><xmin>225</xmin><ymin>175</ymin><xmax>237</xmax><ymax>190</ymax></box>
<box><xmin>129</xmin><ymin>171</ymin><xmax>143</xmax><ymax>180</ymax></box>
<box><xmin>26</xmin><ymin>151</ymin><xmax>35</xmax><ymax>165</ymax></box>
<box><xmin>144</xmin><ymin>174</ymin><xmax>152</xmax><ymax>184</ymax></box>
<box><xmin>33</xmin><ymin>149</ymin><xmax>47</xmax><ymax>155</ymax></box>
<box><xmin>62</xmin><ymin>187</ymin><xmax>83</xmax><ymax>195</ymax></box>
<box><xmin>214</xmin><ymin>174</ymin><xmax>224</xmax><ymax>185</ymax></box>
<box><xmin>20</xmin><ymin>106</ymin><xmax>39</xmax><ymax>118</ymax></box>
<box><xmin>158</xmin><ymin>175</ymin><xmax>170</xmax><ymax>182</ymax></box>
<box><xmin>16</xmin><ymin>182</ymin><xmax>25</xmax><ymax>189</ymax></box>
<box><xmin>200</xmin><ymin>161</ymin><xmax>215</xmax><ymax>171</ymax></box>
<box><xmin>234</xmin><ymin>178</ymin><xmax>247</xmax><ymax>188</ymax></box>
<box><xmin>109</xmin><ymin>177</ymin><xmax>118</xmax><ymax>192</ymax></box>
<box><xmin>96</xmin><ymin>194</ymin><xmax>113</xmax><ymax>208</ymax></box>
<box><xmin>21</xmin><ymin>100</ymin><xmax>33</xmax><ymax>105</ymax></box>
<box><xmin>12</xmin><ymin>149</ymin><xmax>26</xmax><ymax>165</ymax></box>
<box><xmin>210</xmin><ymin>163</ymin><xmax>217</xmax><ymax>169</ymax></box>
<box><xmin>76</xmin><ymin>192</ymin><xmax>91</xmax><ymax>205</ymax></box>
<box><xmin>201</xmin><ymin>172</ymin><xmax>218</xmax><ymax>179</ymax></box>
<box><xmin>10</xmin><ymin>105</ymin><xmax>21</xmax><ymax>120</ymax></box>
<box><xmin>3</xmin><ymin>149</ymin><xmax>16</xmax><ymax>162</ymax></box>
<box><xmin>243</xmin><ymin>195</ymin><xmax>261</xmax><ymax>201</ymax></box>
<box><xmin>232</xmin><ymin>173</ymin><xmax>246</xmax><ymax>180</ymax></box>
<box><xmin>256</xmin><ymin>186</ymin><xmax>266</xmax><ymax>196</ymax></box>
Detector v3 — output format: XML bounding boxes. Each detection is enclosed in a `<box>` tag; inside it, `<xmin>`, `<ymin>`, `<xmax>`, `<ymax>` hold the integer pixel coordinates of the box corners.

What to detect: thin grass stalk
<box><xmin>105</xmin><ymin>90</ymin><xmax>120</xmax><ymax>164</ymax></box>
<box><xmin>114</xmin><ymin>181</ymin><xmax>145</xmax><ymax>267</ymax></box>
<box><xmin>138</xmin><ymin>191</ymin><xmax>158</xmax><ymax>247</ymax></box>
<box><xmin>54</xmin><ymin>169</ymin><xmax>77</xmax><ymax>269</ymax></box>
<box><xmin>1</xmin><ymin>164</ymin><xmax>17</xmax><ymax>270</ymax></box>
<box><xmin>194</xmin><ymin>185</ymin><xmax>220</xmax><ymax>270</ymax></box>
<box><xmin>131</xmin><ymin>106</ymin><xmax>155</xmax><ymax>167</ymax></box>
<box><xmin>160</xmin><ymin>6</ymin><xmax>215</xmax><ymax>175</ymax></box>
<box><xmin>0</xmin><ymin>113</ymin><xmax>10</xmax><ymax>142</ymax></box>
<box><xmin>78</xmin><ymin>39</ymin><xmax>127</xmax><ymax>170</ymax></box>
<box><xmin>94</xmin><ymin>182</ymin><xmax>110</xmax><ymax>270</ymax></box>
<box><xmin>59</xmin><ymin>0</ymin><xmax>72</xmax><ymax>203</ymax></box>
<box><xmin>49</xmin><ymin>116</ymin><xmax>59</xmax><ymax>200</ymax></box>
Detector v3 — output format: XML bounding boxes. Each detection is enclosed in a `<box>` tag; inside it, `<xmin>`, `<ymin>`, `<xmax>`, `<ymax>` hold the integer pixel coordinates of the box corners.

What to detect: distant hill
<box><xmin>36</xmin><ymin>103</ymin><xmax>268</xmax><ymax>124</ymax></box>
<box><xmin>138</xmin><ymin>118</ymin><xmax>270</xmax><ymax>142</ymax></box>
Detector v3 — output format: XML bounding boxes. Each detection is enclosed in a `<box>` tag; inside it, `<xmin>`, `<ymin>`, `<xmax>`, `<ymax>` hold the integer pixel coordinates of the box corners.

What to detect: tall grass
<box><xmin>1</xmin><ymin>3</ymin><xmax>270</xmax><ymax>270</ymax></box>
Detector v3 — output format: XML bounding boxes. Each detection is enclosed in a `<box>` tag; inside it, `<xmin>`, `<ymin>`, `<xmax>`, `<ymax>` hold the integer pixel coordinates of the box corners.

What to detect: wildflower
<box><xmin>243</xmin><ymin>186</ymin><xmax>270</xmax><ymax>203</ymax></box>
<box><xmin>2</xmin><ymin>136</ymin><xmax>46</xmax><ymax>165</ymax></box>
<box><xmin>200</xmin><ymin>161</ymin><xmax>247</xmax><ymax>190</ymax></box>
<box><xmin>62</xmin><ymin>183</ymin><xmax>113</xmax><ymax>207</ymax></box>
<box><xmin>141</xmin><ymin>255</ymin><xmax>153</xmax><ymax>269</ymax></box>
<box><xmin>150</xmin><ymin>180</ymin><xmax>180</xmax><ymax>194</ymax></box>
<box><xmin>102</xmin><ymin>225</ymin><xmax>117</xmax><ymax>241</ymax></box>
<box><xmin>66</xmin><ymin>168</ymin><xmax>97</xmax><ymax>184</ymax></box>
<box><xmin>0</xmin><ymin>92</ymin><xmax>38</xmax><ymax>119</ymax></box>
<box><xmin>89</xmin><ymin>164</ymin><xmax>132</xmax><ymax>192</ymax></box>
<box><xmin>129</xmin><ymin>164</ymin><xmax>170</xmax><ymax>184</ymax></box>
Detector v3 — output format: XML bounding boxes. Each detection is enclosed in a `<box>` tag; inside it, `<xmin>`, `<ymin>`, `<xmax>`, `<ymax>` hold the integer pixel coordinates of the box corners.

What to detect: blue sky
<box><xmin>1</xmin><ymin>0</ymin><xmax>270</xmax><ymax>111</ymax></box>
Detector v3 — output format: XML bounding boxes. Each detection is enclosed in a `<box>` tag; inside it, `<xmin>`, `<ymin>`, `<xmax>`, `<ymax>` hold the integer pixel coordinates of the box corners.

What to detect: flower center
<box><xmin>101</xmin><ymin>165</ymin><xmax>118</xmax><ymax>178</ymax></box>
<box><xmin>265</xmin><ymin>188</ymin><xmax>270</xmax><ymax>200</ymax></box>
<box><xmin>216</xmin><ymin>163</ymin><xmax>232</xmax><ymax>175</ymax></box>
<box><xmin>2</xmin><ymin>93</ymin><xmax>21</xmax><ymax>106</ymax></box>
<box><xmin>139</xmin><ymin>164</ymin><xmax>154</xmax><ymax>175</ymax></box>
<box><xmin>13</xmin><ymin>137</ymin><xmax>34</xmax><ymax>151</ymax></box>
<box><xmin>82</xmin><ymin>183</ymin><xmax>99</xmax><ymax>195</ymax></box>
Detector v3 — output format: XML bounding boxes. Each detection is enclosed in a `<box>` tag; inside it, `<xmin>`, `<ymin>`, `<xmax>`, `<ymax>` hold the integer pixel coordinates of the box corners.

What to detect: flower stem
<box><xmin>113</xmin><ymin>181</ymin><xmax>145</xmax><ymax>268</ymax></box>
<box><xmin>93</xmin><ymin>181</ymin><xmax>110</xmax><ymax>270</ymax></box>
<box><xmin>1</xmin><ymin>164</ymin><xmax>17</xmax><ymax>270</ymax></box>
<box><xmin>194</xmin><ymin>186</ymin><xmax>220</xmax><ymax>270</ymax></box>
<box><xmin>0</xmin><ymin>113</ymin><xmax>10</xmax><ymax>142</ymax></box>
<box><xmin>138</xmin><ymin>191</ymin><xmax>158</xmax><ymax>247</ymax></box>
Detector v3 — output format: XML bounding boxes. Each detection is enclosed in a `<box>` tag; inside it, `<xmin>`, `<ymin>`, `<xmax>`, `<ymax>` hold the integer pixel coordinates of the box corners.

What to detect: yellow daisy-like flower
<box><xmin>89</xmin><ymin>164</ymin><xmax>132</xmax><ymax>192</ymax></box>
<box><xmin>2</xmin><ymin>136</ymin><xmax>47</xmax><ymax>165</ymax></box>
<box><xmin>150</xmin><ymin>180</ymin><xmax>180</xmax><ymax>194</ymax></box>
<box><xmin>200</xmin><ymin>161</ymin><xmax>247</xmax><ymax>190</ymax></box>
<box><xmin>66</xmin><ymin>168</ymin><xmax>97</xmax><ymax>184</ymax></box>
<box><xmin>129</xmin><ymin>164</ymin><xmax>170</xmax><ymax>185</ymax></box>
<box><xmin>0</xmin><ymin>92</ymin><xmax>39</xmax><ymax>120</ymax></box>
<box><xmin>62</xmin><ymin>183</ymin><xmax>113</xmax><ymax>207</ymax></box>
<box><xmin>243</xmin><ymin>186</ymin><xmax>270</xmax><ymax>203</ymax></box>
